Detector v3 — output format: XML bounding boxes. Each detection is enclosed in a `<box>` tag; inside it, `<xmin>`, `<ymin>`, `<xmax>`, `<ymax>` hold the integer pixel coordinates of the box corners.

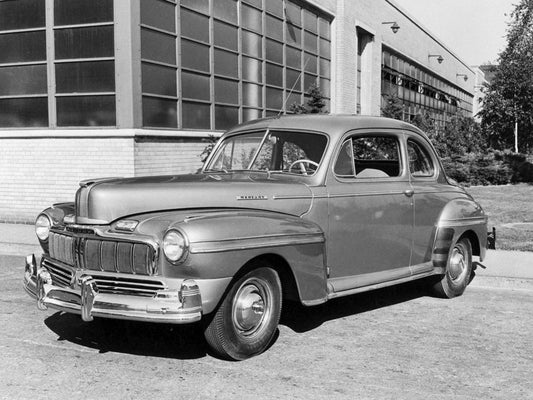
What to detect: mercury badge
<box><xmin>236</xmin><ymin>195</ymin><xmax>269</xmax><ymax>201</ymax></box>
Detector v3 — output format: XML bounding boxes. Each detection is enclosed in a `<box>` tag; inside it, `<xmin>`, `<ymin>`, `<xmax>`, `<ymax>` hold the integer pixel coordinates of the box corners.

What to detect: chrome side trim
<box><xmin>438</xmin><ymin>216</ymin><xmax>488</xmax><ymax>228</ymax></box>
<box><xmin>190</xmin><ymin>232</ymin><xmax>325</xmax><ymax>254</ymax></box>
<box><xmin>327</xmin><ymin>190</ymin><xmax>407</xmax><ymax>198</ymax></box>
<box><xmin>327</xmin><ymin>270</ymin><xmax>439</xmax><ymax>300</ymax></box>
<box><xmin>273</xmin><ymin>194</ymin><xmax>314</xmax><ymax>200</ymax></box>
<box><xmin>274</xmin><ymin>190</ymin><xmax>409</xmax><ymax>200</ymax></box>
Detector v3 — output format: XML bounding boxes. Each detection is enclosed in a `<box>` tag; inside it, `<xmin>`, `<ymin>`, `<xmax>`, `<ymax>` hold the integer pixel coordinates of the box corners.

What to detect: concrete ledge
<box><xmin>0</xmin><ymin>128</ymin><xmax>220</xmax><ymax>139</ymax></box>
<box><xmin>469</xmin><ymin>276</ymin><xmax>533</xmax><ymax>291</ymax></box>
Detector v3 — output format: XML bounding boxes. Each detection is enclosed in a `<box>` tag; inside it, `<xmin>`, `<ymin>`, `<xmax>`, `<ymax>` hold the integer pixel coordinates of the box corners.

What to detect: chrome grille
<box><xmin>42</xmin><ymin>258</ymin><xmax>74</xmax><ymax>288</ymax></box>
<box><xmin>90</xmin><ymin>275</ymin><xmax>165</xmax><ymax>297</ymax></box>
<box><xmin>50</xmin><ymin>232</ymin><xmax>75</xmax><ymax>265</ymax></box>
<box><xmin>49</xmin><ymin>231</ymin><xmax>156</xmax><ymax>276</ymax></box>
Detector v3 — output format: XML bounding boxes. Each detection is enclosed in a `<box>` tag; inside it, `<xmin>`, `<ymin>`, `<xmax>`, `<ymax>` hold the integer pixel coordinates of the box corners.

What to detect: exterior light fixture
<box><xmin>382</xmin><ymin>21</ymin><xmax>400</xmax><ymax>34</ymax></box>
<box><xmin>428</xmin><ymin>54</ymin><xmax>444</xmax><ymax>64</ymax></box>
<box><xmin>456</xmin><ymin>73</ymin><xmax>468</xmax><ymax>82</ymax></box>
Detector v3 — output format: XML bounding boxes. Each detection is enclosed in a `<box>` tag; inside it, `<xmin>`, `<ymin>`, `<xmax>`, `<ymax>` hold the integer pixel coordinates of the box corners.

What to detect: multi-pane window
<box><xmin>140</xmin><ymin>0</ymin><xmax>332</xmax><ymax>130</ymax></box>
<box><xmin>0</xmin><ymin>0</ymin><xmax>48</xmax><ymax>127</ymax></box>
<box><xmin>140</xmin><ymin>0</ymin><xmax>178</xmax><ymax>128</ymax></box>
<box><xmin>54</xmin><ymin>0</ymin><xmax>115</xmax><ymax>126</ymax></box>
<box><xmin>0</xmin><ymin>0</ymin><xmax>115</xmax><ymax>128</ymax></box>
<box><xmin>381</xmin><ymin>48</ymin><xmax>473</xmax><ymax>129</ymax></box>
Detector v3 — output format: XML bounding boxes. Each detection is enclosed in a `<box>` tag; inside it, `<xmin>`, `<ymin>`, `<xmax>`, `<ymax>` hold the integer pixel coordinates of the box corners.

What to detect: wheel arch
<box><xmin>459</xmin><ymin>230</ymin><xmax>481</xmax><ymax>258</ymax></box>
<box><xmin>234</xmin><ymin>253</ymin><xmax>301</xmax><ymax>303</ymax></box>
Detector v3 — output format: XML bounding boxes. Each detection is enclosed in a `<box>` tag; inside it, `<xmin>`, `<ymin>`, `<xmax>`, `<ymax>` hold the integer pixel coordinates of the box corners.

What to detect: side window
<box><xmin>334</xmin><ymin>135</ymin><xmax>401</xmax><ymax>178</ymax></box>
<box><xmin>352</xmin><ymin>135</ymin><xmax>401</xmax><ymax>178</ymax></box>
<box><xmin>407</xmin><ymin>139</ymin><xmax>435</xmax><ymax>177</ymax></box>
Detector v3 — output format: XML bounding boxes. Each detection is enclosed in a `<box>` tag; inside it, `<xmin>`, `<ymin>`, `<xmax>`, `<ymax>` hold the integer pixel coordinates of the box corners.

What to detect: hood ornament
<box><xmin>63</xmin><ymin>214</ymin><xmax>76</xmax><ymax>224</ymax></box>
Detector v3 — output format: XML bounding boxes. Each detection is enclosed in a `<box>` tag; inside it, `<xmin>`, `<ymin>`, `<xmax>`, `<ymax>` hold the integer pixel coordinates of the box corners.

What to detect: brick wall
<box><xmin>0</xmin><ymin>132</ymin><xmax>212</xmax><ymax>223</ymax></box>
<box><xmin>0</xmin><ymin>136</ymin><xmax>134</xmax><ymax>223</ymax></box>
<box><xmin>134</xmin><ymin>137</ymin><xmax>206</xmax><ymax>176</ymax></box>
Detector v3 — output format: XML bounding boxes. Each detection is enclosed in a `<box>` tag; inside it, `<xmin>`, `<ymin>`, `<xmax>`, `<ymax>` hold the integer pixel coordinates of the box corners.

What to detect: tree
<box><xmin>381</xmin><ymin>94</ymin><xmax>404</xmax><ymax>120</ymax></box>
<box><xmin>289</xmin><ymin>84</ymin><xmax>327</xmax><ymax>114</ymax></box>
<box><xmin>479</xmin><ymin>0</ymin><xmax>533</xmax><ymax>153</ymax></box>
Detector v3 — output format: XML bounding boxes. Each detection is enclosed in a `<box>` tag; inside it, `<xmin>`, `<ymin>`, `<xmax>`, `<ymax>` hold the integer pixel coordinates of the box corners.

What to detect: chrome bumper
<box><xmin>23</xmin><ymin>255</ymin><xmax>203</xmax><ymax>324</ymax></box>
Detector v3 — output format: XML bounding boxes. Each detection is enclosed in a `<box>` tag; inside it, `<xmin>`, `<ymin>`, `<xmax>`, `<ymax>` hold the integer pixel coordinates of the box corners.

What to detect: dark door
<box><xmin>326</xmin><ymin>131</ymin><xmax>414</xmax><ymax>291</ymax></box>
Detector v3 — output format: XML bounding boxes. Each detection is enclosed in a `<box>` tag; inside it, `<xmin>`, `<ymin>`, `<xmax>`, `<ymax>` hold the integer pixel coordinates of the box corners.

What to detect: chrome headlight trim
<box><xmin>35</xmin><ymin>214</ymin><xmax>52</xmax><ymax>241</ymax></box>
<box><xmin>162</xmin><ymin>229</ymin><xmax>189</xmax><ymax>264</ymax></box>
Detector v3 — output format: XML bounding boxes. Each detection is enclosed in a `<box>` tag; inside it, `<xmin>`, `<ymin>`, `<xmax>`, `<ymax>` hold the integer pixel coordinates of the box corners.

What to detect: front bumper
<box><xmin>23</xmin><ymin>255</ymin><xmax>223</xmax><ymax>324</ymax></box>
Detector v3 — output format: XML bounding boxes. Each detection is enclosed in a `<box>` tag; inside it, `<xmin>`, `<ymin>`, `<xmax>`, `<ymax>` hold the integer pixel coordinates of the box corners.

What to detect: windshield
<box><xmin>205</xmin><ymin>130</ymin><xmax>328</xmax><ymax>175</ymax></box>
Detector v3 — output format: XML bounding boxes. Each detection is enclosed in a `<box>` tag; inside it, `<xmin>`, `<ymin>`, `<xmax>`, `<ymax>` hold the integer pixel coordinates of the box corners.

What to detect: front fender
<box><xmin>37</xmin><ymin>202</ymin><xmax>75</xmax><ymax>252</ymax></box>
<box><xmin>156</xmin><ymin>210</ymin><xmax>327</xmax><ymax>309</ymax></box>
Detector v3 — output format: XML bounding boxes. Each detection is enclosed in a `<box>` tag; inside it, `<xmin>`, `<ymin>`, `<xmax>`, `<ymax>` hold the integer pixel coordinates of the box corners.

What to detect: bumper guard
<box><xmin>24</xmin><ymin>255</ymin><xmax>202</xmax><ymax>324</ymax></box>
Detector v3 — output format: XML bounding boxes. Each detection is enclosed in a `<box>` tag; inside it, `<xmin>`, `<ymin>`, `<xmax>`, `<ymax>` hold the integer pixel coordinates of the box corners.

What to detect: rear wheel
<box><xmin>204</xmin><ymin>265</ymin><xmax>282</xmax><ymax>360</ymax></box>
<box><xmin>433</xmin><ymin>237</ymin><xmax>472</xmax><ymax>298</ymax></box>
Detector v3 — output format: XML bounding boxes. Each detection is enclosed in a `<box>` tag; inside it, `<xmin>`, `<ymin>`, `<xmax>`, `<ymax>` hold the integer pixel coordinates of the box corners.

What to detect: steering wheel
<box><xmin>288</xmin><ymin>159</ymin><xmax>319</xmax><ymax>175</ymax></box>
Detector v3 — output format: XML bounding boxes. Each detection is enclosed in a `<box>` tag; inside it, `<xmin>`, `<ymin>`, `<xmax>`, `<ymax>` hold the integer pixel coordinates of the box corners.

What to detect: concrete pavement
<box><xmin>0</xmin><ymin>223</ymin><xmax>41</xmax><ymax>257</ymax></box>
<box><xmin>1</xmin><ymin>222</ymin><xmax>531</xmax><ymax>286</ymax></box>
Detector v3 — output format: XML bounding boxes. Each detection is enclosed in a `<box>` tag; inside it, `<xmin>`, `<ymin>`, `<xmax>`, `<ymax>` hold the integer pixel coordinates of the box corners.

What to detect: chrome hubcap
<box><xmin>232</xmin><ymin>278</ymin><xmax>271</xmax><ymax>336</ymax></box>
<box><xmin>448</xmin><ymin>246</ymin><xmax>466</xmax><ymax>282</ymax></box>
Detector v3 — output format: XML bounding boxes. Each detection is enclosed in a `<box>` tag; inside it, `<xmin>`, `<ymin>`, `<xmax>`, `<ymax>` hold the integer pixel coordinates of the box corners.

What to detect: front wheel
<box><xmin>204</xmin><ymin>265</ymin><xmax>282</xmax><ymax>360</ymax></box>
<box><xmin>432</xmin><ymin>237</ymin><xmax>472</xmax><ymax>298</ymax></box>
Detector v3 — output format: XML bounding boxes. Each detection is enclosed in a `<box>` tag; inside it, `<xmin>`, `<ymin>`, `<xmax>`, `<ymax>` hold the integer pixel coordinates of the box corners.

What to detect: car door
<box><xmin>326</xmin><ymin>130</ymin><xmax>414</xmax><ymax>292</ymax></box>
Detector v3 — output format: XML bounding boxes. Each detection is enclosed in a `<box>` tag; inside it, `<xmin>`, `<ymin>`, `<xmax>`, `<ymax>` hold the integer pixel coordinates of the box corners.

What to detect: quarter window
<box><xmin>407</xmin><ymin>139</ymin><xmax>435</xmax><ymax>177</ymax></box>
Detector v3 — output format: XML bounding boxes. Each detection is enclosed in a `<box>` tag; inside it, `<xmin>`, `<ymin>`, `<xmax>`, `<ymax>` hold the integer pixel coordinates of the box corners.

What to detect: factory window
<box><xmin>54</xmin><ymin>0</ymin><xmax>115</xmax><ymax>126</ymax></box>
<box><xmin>0</xmin><ymin>0</ymin><xmax>47</xmax><ymax>127</ymax></box>
<box><xmin>381</xmin><ymin>48</ymin><xmax>473</xmax><ymax>129</ymax></box>
<box><xmin>140</xmin><ymin>0</ymin><xmax>332</xmax><ymax>130</ymax></box>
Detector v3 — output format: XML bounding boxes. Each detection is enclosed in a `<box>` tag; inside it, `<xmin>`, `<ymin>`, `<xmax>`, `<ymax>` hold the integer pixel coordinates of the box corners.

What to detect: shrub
<box><xmin>441</xmin><ymin>151</ymin><xmax>514</xmax><ymax>186</ymax></box>
<box><xmin>517</xmin><ymin>161</ymin><xmax>533</xmax><ymax>182</ymax></box>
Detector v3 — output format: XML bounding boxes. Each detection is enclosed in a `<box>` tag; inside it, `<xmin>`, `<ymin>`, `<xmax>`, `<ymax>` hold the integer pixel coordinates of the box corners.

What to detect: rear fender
<box><xmin>432</xmin><ymin>198</ymin><xmax>488</xmax><ymax>270</ymax></box>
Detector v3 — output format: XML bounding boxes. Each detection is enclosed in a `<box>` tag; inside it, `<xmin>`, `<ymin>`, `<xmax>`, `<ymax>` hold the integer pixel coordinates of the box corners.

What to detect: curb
<box><xmin>469</xmin><ymin>275</ymin><xmax>533</xmax><ymax>291</ymax></box>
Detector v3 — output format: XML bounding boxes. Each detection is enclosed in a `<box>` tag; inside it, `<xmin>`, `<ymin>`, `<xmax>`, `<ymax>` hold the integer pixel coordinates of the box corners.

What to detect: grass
<box><xmin>466</xmin><ymin>184</ymin><xmax>533</xmax><ymax>252</ymax></box>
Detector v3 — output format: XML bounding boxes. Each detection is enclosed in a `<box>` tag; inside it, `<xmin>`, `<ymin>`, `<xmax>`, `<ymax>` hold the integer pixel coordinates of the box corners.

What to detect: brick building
<box><xmin>0</xmin><ymin>0</ymin><xmax>474</xmax><ymax>222</ymax></box>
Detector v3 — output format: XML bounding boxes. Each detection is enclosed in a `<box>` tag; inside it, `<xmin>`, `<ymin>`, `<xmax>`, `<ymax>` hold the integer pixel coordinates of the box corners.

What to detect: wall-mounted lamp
<box><xmin>456</xmin><ymin>73</ymin><xmax>468</xmax><ymax>82</ymax></box>
<box><xmin>428</xmin><ymin>54</ymin><xmax>444</xmax><ymax>64</ymax></box>
<box><xmin>382</xmin><ymin>21</ymin><xmax>400</xmax><ymax>34</ymax></box>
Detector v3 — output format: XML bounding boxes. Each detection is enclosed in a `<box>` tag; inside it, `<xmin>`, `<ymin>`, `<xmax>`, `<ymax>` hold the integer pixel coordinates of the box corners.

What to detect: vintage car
<box><xmin>24</xmin><ymin>115</ymin><xmax>488</xmax><ymax>360</ymax></box>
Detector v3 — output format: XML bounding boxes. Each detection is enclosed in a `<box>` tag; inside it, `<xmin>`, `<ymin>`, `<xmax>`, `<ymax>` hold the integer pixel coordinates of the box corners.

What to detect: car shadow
<box><xmin>44</xmin><ymin>313</ymin><xmax>208</xmax><ymax>359</ymax></box>
<box><xmin>280</xmin><ymin>279</ymin><xmax>432</xmax><ymax>333</ymax></box>
<box><xmin>43</xmin><ymin>278</ymin><xmax>433</xmax><ymax>359</ymax></box>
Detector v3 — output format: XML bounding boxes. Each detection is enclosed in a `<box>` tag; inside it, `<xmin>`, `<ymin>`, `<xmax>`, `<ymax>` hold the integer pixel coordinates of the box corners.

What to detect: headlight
<box><xmin>35</xmin><ymin>214</ymin><xmax>52</xmax><ymax>241</ymax></box>
<box><xmin>163</xmin><ymin>230</ymin><xmax>188</xmax><ymax>263</ymax></box>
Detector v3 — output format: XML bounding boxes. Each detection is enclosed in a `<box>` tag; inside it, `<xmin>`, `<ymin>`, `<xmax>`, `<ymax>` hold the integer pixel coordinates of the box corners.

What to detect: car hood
<box><xmin>75</xmin><ymin>173</ymin><xmax>313</xmax><ymax>224</ymax></box>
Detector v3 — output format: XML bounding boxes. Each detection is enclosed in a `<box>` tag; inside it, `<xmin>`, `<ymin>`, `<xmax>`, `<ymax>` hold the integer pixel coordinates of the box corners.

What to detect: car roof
<box><xmin>227</xmin><ymin>114</ymin><xmax>428</xmax><ymax>141</ymax></box>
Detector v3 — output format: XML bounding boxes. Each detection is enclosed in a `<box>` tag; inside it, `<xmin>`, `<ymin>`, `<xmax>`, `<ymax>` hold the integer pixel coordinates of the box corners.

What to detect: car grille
<box><xmin>49</xmin><ymin>231</ymin><xmax>157</xmax><ymax>276</ymax></box>
<box><xmin>91</xmin><ymin>275</ymin><xmax>166</xmax><ymax>297</ymax></box>
<box><xmin>41</xmin><ymin>258</ymin><xmax>166</xmax><ymax>297</ymax></box>
<box><xmin>42</xmin><ymin>257</ymin><xmax>74</xmax><ymax>288</ymax></box>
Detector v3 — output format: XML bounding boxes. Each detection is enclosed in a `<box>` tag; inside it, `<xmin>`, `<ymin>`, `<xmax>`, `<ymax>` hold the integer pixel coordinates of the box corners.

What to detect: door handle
<box><xmin>404</xmin><ymin>189</ymin><xmax>414</xmax><ymax>197</ymax></box>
